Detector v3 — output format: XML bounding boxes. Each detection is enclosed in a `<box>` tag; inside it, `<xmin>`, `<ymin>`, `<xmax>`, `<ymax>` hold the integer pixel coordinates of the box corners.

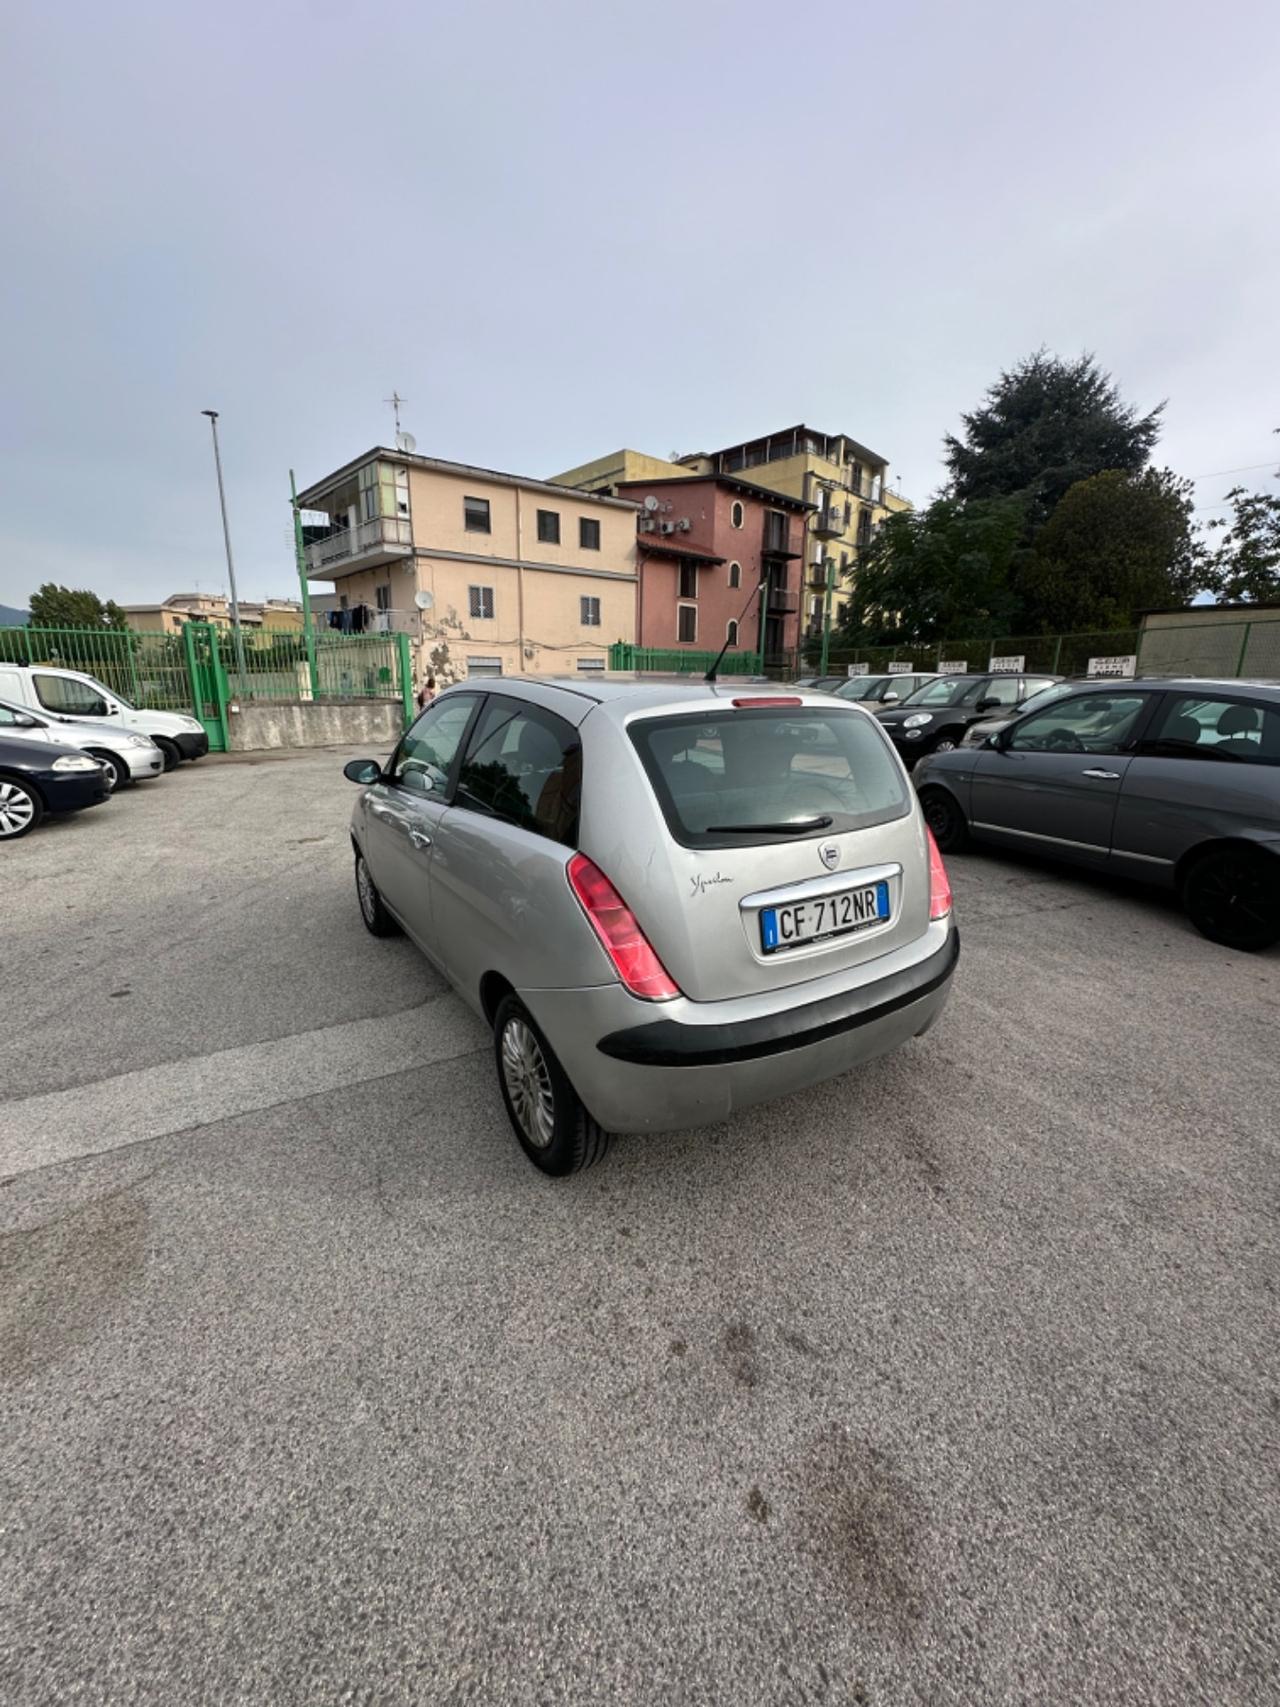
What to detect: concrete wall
<box><xmin>546</xmin><ymin>448</ymin><xmax>695</xmax><ymax>494</ymax></box>
<box><xmin>227</xmin><ymin>699</ymin><xmax>404</xmax><ymax>753</ymax></box>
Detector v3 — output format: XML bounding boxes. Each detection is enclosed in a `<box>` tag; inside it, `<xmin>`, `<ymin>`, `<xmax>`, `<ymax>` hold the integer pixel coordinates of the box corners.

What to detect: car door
<box><xmin>428</xmin><ymin>694</ymin><xmax>595</xmax><ymax>996</ymax></box>
<box><xmin>968</xmin><ymin>690</ymin><xmax>1155</xmax><ymax>864</ymax></box>
<box><xmin>360</xmin><ymin>692</ymin><xmax>484</xmax><ymax>949</ymax></box>
<box><xmin>1112</xmin><ymin>690</ymin><xmax>1280</xmax><ymax>873</ymax></box>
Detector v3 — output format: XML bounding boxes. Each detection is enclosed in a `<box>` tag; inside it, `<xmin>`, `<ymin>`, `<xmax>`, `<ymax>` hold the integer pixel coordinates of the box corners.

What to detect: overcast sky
<box><xmin>2</xmin><ymin>0</ymin><xmax>1277</xmax><ymax>612</ymax></box>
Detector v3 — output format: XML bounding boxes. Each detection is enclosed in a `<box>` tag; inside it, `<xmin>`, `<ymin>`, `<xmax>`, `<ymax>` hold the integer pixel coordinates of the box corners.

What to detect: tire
<box><xmin>493</xmin><ymin>994</ymin><xmax>611</xmax><ymax>1176</ymax></box>
<box><xmin>355</xmin><ymin>850</ymin><xmax>400</xmax><ymax>936</ymax></box>
<box><xmin>86</xmin><ymin>749</ymin><xmax>129</xmax><ymax>791</ymax></box>
<box><xmin>927</xmin><ymin>732</ymin><xmax>961</xmax><ymax>757</ymax></box>
<box><xmin>0</xmin><ymin>776</ymin><xmax>44</xmax><ymax>840</ymax></box>
<box><xmin>919</xmin><ymin>786</ymin><xmax>969</xmax><ymax>854</ymax></box>
<box><xmin>154</xmin><ymin>738</ymin><xmax>181</xmax><ymax>773</ymax></box>
<box><xmin>1181</xmin><ymin>846</ymin><xmax>1280</xmax><ymax>953</ymax></box>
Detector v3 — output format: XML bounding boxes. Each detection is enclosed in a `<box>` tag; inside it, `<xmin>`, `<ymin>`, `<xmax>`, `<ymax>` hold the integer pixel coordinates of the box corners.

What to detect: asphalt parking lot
<box><xmin>3</xmin><ymin>749</ymin><xmax>1278</xmax><ymax>1706</ymax></box>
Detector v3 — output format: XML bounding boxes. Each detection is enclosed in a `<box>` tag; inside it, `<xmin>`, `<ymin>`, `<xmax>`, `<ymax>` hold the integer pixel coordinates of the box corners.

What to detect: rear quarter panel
<box><xmin>1113</xmin><ymin>758</ymin><xmax>1280</xmax><ymax>873</ymax></box>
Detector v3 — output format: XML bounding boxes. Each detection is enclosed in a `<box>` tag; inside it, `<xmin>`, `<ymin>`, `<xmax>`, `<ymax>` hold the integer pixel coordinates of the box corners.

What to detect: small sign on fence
<box><xmin>988</xmin><ymin>655</ymin><xmax>1025</xmax><ymax>673</ymax></box>
<box><xmin>846</xmin><ymin>663</ymin><xmax>869</xmax><ymax>676</ymax></box>
<box><xmin>937</xmin><ymin>660</ymin><xmax>969</xmax><ymax>674</ymax></box>
<box><xmin>1087</xmin><ymin>654</ymin><xmax>1138</xmax><ymax>678</ymax></box>
<box><xmin>887</xmin><ymin>661</ymin><xmax>913</xmax><ymax>674</ymax></box>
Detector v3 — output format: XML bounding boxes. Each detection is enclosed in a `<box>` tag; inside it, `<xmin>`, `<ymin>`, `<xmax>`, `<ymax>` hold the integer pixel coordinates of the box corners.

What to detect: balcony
<box><xmin>811</xmin><ymin>503</ymin><xmax>848</xmax><ymax>540</ymax></box>
<box><xmin>304</xmin><ymin>516</ymin><xmax>413</xmax><ymax>578</ymax></box>
<box><xmin>767</xmin><ymin>585</ymin><xmax>799</xmax><ymax>615</ymax></box>
<box><xmin>761</xmin><ymin>515</ymin><xmax>794</xmax><ymax>556</ymax></box>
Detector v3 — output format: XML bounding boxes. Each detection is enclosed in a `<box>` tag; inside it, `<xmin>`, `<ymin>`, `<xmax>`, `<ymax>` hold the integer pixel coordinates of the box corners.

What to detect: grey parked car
<box><xmin>915</xmin><ymin>678</ymin><xmax>1280</xmax><ymax>951</ymax></box>
<box><xmin>343</xmin><ymin>677</ymin><xmax>958</xmax><ymax>1174</ymax></box>
<box><xmin>829</xmin><ymin>672</ymin><xmax>939</xmax><ymax>709</ymax></box>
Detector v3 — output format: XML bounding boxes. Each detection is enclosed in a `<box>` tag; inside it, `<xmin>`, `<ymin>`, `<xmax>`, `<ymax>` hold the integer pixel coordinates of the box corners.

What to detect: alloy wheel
<box><xmin>356</xmin><ymin>857</ymin><xmax>377</xmax><ymax>924</ymax></box>
<box><xmin>500</xmin><ymin>1016</ymin><xmax>556</xmax><ymax>1149</ymax></box>
<box><xmin>932</xmin><ymin>737</ymin><xmax>958</xmax><ymax>754</ymax></box>
<box><xmin>0</xmin><ymin>781</ymin><xmax>36</xmax><ymax>837</ymax></box>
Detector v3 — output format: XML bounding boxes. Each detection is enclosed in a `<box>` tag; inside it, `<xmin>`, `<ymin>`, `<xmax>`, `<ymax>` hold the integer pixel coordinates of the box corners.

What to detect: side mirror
<box><xmin>15</xmin><ymin>713</ymin><xmax>39</xmax><ymax>727</ymax></box>
<box><xmin>100</xmin><ymin>704</ymin><xmax>117</xmax><ymax>716</ymax></box>
<box><xmin>977</xmin><ymin>696</ymin><xmax>1001</xmax><ymax>711</ymax></box>
<box><xmin>882</xmin><ymin>691</ymin><xmax>899</xmax><ymax>703</ymax></box>
<box><xmin>343</xmin><ymin>758</ymin><xmax>382</xmax><ymax>785</ymax></box>
<box><xmin>993</xmin><ymin>726</ymin><xmax>1014</xmax><ymax>751</ymax></box>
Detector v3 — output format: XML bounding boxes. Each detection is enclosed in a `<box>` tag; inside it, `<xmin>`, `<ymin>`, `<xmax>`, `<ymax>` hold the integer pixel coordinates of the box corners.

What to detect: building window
<box><xmin>577</xmin><ymin>657</ymin><xmax>605</xmax><ymax>674</ymax></box>
<box><xmin>375</xmin><ymin>584</ymin><xmax>391</xmax><ymax>612</ymax></box>
<box><xmin>726</xmin><ymin>619</ymin><xmax>739</xmax><ymax>647</ymax></box>
<box><xmin>579</xmin><ymin>517</ymin><xmax>601</xmax><ymax>550</ymax></box>
<box><xmin>580</xmin><ymin>596</ymin><xmax>601</xmax><ymax>627</ymax></box>
<box><xmin>537</xmin><ymin>509</ymin><xmax>561</xmax><ymax>544</ymax></box>
<box><xmin>727</xmin><ymin>560</ymin><xmax>741</xmax><ymax>589</ymax></box>
<box><xmin>677</xmin><ymin>605</ymin><xmax>697</xmax><ymax>644</ymax></box>
<box><xmin>465</xmin><ymin>656</ymin><xmax>503</xmax><ymax>678</ymax></box>
<box><xmin>730</xmin><ymin>500</ymin><xmax>745</xmax><ymax>529</ymax></box>
<box><xmin>468</xmin><ymin>585</ymin><xmax>495</xmax><ymax>620</ymax></box>
<box><xmin>464</xmin><ymin>496</ymin><xmax>491</xmax><ymax>533</ymax></box>
<box><xmin>678</xmin><ymin>563</ymin><xmax>698</xmax><ymax>599</ymax></box>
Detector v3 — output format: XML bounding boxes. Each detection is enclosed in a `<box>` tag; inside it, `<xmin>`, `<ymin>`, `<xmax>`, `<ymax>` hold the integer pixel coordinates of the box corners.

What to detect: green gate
<box><xmin>180</xmin><ymin>622</ymin><xmax>230</xmax><ymax>752</ymax></box>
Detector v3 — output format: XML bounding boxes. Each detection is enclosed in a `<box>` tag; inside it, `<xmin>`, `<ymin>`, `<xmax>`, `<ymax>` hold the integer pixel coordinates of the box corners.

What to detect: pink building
<box><xmin>616</xmin><ymin>476</ymin><xmax>811</xmax><ymax>667</ymax></box>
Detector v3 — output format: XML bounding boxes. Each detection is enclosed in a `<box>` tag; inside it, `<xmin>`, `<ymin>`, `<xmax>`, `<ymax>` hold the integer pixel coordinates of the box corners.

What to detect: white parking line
<box><xmin>0</xmin><ymin>997</ymin><xmax>488</xmax><ymax>1178</ymax></box>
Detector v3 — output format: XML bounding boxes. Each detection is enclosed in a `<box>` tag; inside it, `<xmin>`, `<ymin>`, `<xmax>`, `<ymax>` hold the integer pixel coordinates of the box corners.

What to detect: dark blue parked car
<box><xmin>0</xmin><ymin>731</ymin><xmax>111</xmax><ymax>841</ymax></box>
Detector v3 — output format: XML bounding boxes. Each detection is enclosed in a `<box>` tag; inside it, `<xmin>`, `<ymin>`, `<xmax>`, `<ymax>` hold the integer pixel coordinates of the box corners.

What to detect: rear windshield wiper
<box><xmin>706</xmin><ymin>816</ymin><xmax>834</xmax><ymax>834</ymax></box>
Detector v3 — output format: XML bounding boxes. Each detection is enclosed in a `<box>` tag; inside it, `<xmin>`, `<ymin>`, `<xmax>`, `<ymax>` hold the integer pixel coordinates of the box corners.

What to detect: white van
<box><xmin>0</xmin><ymin>663</ymin><xmax>209</xmax><ymax>772</ymax></box>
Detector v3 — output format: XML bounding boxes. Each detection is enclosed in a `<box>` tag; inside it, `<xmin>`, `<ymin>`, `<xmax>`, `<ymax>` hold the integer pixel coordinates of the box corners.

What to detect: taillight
<box><xmin>926</xmin><ymin>827</ymin><xmax>952</xmax><ymax>921</ymax></box>
<box><xmin>567</xmin><ymin>854</ymin><xmax>681</xmax><ymax>1001</ymax></box>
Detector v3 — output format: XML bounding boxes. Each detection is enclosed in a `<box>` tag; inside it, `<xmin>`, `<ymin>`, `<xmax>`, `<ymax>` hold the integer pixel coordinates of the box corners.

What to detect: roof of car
<box><xmin>439</xmin><ymin>673</ymin><xmax>851</xmax><ymax>723</ymax></box>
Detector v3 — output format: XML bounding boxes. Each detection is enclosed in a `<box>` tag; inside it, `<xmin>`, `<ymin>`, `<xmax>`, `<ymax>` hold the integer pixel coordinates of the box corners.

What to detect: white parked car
<box><xmin>0</xmin><ymin>695</ymin><xmax>163</xmax><ymax>790</ymax></box>
<box><xmin>0</xmin><ymin>663</ymin><xmax>209</xmax><ymax>772</ymax></box>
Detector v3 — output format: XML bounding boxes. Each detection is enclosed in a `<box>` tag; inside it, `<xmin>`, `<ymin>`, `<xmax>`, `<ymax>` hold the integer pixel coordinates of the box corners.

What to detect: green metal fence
<box><xmin>1135</xmin><ymin>619</ymin><xmax>1280</xmax><ymax>680</ymax></box>
<box><xmin>0</xmin><ymin>623</ymin><xmax>413</xmax><ymax>752</ymax></box>
<box><xmin>810</xmin><ymin>630</ymin><xmax>1144</xmax><ymax>677</ymax></box>
<box><xmin>608</xmin><ymin>643</ymin><xmax>763</xmax><ymax>675</ymax></box>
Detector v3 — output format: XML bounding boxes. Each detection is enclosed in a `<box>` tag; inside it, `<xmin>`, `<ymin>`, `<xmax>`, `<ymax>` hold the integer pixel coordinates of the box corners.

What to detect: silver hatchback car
<box><xmin>343</xmin><ymin>677</ymin><xmax>958</xmax><ymax>1174</ymax></box>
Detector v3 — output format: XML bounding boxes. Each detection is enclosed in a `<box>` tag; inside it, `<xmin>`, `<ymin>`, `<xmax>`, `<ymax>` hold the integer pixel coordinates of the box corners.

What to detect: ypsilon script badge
<box><xmin>819</xmin><ymin>842</ymin><xmax>840</xmax><ymax>871</ymax></box>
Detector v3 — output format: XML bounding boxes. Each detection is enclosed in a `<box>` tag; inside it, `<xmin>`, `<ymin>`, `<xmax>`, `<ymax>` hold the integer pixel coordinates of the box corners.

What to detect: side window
<box><xmin>980</xmin><ymin>677</ymin><xmax>1021</xmax><ymax>708</ymax></box>
<box><xmin>1142</xmin><ymin>694</ymin><xmax>1280</xmax><ymax>764</ymax></box>
<box><xmin>0</xmin><ymin>705</ymin><xmax>34</xmax><ymax>727</ymax></box>
<box><xmin>389</xmin><ymin>694</ymin><xmax>480</xmax><ymax>796</ymax></box>
<box><xmin>1010</xmin><ymin>693</ymin><xmax>1148</xmax><ymax>754</ymax></box>
<box><xmin>33</xmin><ymin>673</ymin><xmax>109</xmax><ymax>716</ymax></box>
<box><xmin>456</xmin><ymin>696</ymin><xmax>581</xmax><ymax>846</ymax></box>
<box><xmin>1020</xmin><ymin>676</ymin><xmax>1058</xmax><ymax>699</ymax></box>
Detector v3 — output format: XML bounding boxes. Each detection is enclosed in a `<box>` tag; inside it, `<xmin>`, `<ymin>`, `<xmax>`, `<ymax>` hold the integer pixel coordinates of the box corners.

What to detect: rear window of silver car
<box><xmin>630</xmin><ymin>706</ymin><xmax>911</xmax><ymax>849</ymax></box>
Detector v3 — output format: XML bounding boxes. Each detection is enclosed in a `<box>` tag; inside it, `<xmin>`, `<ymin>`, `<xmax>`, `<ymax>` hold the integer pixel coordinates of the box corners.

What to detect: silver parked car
<box><xmin>343</xmin><ymin>677</ymin><xmax>958</xmax><ymax>1174</ymax></box>
<box><xmin>916</xmin><ymin>678</ymin><xmax>1280</xmax><ymax>951</ymax></box>
<box><xmin>0</xmin><ymin>695</ymin><xmax>164</xmax><ymax>790</ymax></box>
<box><xmin>829</xmin><ymin>671</ymin><xmax>940</xmax><ymax>709</ymax></box>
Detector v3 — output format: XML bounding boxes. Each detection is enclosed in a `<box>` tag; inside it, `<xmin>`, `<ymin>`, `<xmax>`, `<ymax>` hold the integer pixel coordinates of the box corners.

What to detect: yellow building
<box><xmin>295</xmin><ymin>447</ymin><xmax>638</xmax><ymax>683</ymax></box>
<box><xmin>547</xmin><ymin>447</ymin><xmax>695</xmax><ymax>495</ymax></box>
<box><xmin>121</xmin><ymin>593</ymin><xmax>304</xmax><ymax>634</ymax></box>
<box><xmin>680</xmin><ymin>425</ymin><xmax>910</xmax><ymax>636</ymax></box>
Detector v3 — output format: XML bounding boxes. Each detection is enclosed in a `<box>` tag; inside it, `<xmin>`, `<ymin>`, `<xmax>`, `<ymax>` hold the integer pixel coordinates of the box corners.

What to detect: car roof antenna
<box><xmin>705</xmin><ymin>575</ymin><xmax>770</xmax><ymax>683</ymax></box>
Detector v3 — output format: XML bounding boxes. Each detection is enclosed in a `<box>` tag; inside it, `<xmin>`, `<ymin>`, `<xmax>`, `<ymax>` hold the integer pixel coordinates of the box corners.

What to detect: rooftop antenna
<box><xmin>385</xmin><ymin>390</ymin><xmax>406</xmax><ymax>436</ymax></box>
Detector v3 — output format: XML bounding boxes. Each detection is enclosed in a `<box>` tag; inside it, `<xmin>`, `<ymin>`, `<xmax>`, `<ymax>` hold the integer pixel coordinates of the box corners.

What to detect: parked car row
<box><xmin>0</xmin><ymin>661</ymin><xmax>209</xmax><ymax>840</ymax></box>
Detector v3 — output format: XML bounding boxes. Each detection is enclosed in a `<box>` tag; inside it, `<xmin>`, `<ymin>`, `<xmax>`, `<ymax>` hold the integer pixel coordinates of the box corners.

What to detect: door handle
<box><xmin>1081</xmin><ymin>768</ymin><xmax>1120</xmax><ymax>780</ymax></box>
<box><xmin>408</xmin><ymin>828</ymin><xmax>432</xmax><ymax>849</ymax></box>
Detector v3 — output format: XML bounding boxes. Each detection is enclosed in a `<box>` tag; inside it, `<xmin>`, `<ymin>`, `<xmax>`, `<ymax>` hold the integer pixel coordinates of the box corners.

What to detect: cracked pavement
<box><xmin>2</xmin><ymin>748</ymin><xmax>1278</xmax><ymax>1705</ymax></box>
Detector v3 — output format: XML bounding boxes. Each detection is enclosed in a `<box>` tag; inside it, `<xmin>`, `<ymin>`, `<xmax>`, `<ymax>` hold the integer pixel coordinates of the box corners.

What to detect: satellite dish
<box><xmin>413</xmin><ymin>589</ymin><xmax>435</xmax><ymax>611</ymax></box>
<box><xmin>644</xmin><ymin>495</ymin><xmax>659</xmax><ymax>513</ymax></box>
<box><xmin>396</xmin><ymin>431</ymin><xmax>417</xmax><ymax>453</ymax></box>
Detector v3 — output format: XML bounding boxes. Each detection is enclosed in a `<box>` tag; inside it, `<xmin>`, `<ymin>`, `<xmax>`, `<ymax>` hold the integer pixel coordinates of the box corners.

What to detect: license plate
<box><xmin>759</xmin><ymin>880</ymin><xmax>890</xmax><ymax>954</ymax></box>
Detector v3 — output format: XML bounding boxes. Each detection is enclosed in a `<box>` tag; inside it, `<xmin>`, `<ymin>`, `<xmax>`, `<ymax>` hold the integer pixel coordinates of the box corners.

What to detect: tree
<box><xmin>1206</xmin><ymin>482</ymin><xmax>1280</xmax><ymax>604</ymax></box>
<box><xmin>28</xmin><ymin>583</ymin><xmax>130</xmax><ymax>631</ymax></box>
<box><xmin>944</xmin><ymin>351</ymin><xmax>1163</xmax><ymax>529</ymax></box>
<box><xmin>1017</xmin><ymin>468</ymin><xmax>1203</xmax><ymax>632</ymax></box>
<box><xmin>839</xmin><ymin>495</ymin><xmax>1026</xmax><ymax>642</ymax></box>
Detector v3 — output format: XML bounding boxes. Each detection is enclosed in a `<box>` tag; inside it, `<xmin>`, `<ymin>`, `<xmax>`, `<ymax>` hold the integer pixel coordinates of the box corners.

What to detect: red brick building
<box><xmin>616</xmin><ymin>475</ymin><xmax>811</xmax><ymax>667</ymax></box>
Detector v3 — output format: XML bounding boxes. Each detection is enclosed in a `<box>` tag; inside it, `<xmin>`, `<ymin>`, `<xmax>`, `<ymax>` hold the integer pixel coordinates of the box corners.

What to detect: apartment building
<box><xmin>548</xmin><ymin>447</ymin><xmax>696</xmax><ymax>495</ymax></box>
<box><xmin>121</xmin><ymin>593</ymin><xmax>304</xmax><ymax>633</ymax></box>
<box><xmin>676</xmin><ymin>425</ymin><xmax>909</xmax><ymax>636</ymax></box>
<box><xmin>615</xmin><ymin>475</ymin><xmax>810</xmax><ymax>666</ymax></box>
<box><xmin>295</xmin><ymin>447</ymin><xmax>637</xmax><ymax>682</ymax></box>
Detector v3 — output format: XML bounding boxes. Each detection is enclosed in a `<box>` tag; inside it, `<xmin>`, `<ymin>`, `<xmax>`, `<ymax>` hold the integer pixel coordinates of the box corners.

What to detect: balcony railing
<box><xmin>812</xmin><ymin>504</ymin><xmax>848</xmax><ymax>540</ymax></box>
<box><xmin>767</xmin><ymin>586</ymin><xmax>799</xmax><ymax>614</ymax></box>
<box><xmin>305</xmin><ymin>515</ymin><xmax>412</xmax><ymax>574</ymax></box>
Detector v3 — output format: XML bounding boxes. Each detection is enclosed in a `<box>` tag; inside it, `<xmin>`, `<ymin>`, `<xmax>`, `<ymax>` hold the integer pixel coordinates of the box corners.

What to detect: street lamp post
<box><xmin>201</xmin><ymin>409</ymin><xmax>249</xmax><ymax>694</ymax></box>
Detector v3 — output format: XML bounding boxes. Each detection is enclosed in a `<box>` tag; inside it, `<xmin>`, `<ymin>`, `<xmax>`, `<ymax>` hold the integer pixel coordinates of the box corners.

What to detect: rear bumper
<box><xmin>524</xmin><ymin>921</ymin><xmax>957</xmax><ymax>1135</ymax></box>
<box><xmin>175</xmin><ymin>731</ymin><xmax>209</xmax><ymax>760</ymax></box>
